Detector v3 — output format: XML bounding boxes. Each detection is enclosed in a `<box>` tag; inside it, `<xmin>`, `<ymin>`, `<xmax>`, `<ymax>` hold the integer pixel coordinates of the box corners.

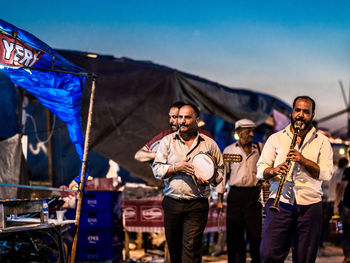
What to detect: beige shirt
<box><xmin>152</xmin><ymin>131</ymin><xmax>224</xmax><ymax>200</ymax></box>
<box><xmin>223</xmin><ymin>142</ymin><xmax>260</xmax><ymax>187</ymax></box>
<box><xmin>257</xmin><ymin>124</ymin><xmax>333</xmax><ymax>205</ymax></box>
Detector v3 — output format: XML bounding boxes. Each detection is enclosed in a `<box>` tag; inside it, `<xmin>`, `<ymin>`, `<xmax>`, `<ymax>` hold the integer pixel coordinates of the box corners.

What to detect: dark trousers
<box><xmin>162</xmin><ymin>196</ymin><xmax>209</xmax><ymax>263</ymax></box>
<box><xmin>226</xmin><ymin>186</ymin><xmax>262</xmax><ymax>263</ymax></box>
<box><xmin>342</xmin><ymin>207</ymin><xmax>350</xmax><ymax>257</ymax></box>
<box><xmin>260</xmin><ymin>198</ymin><xmax>322</xmax><ymax>263</ymax></box>
<box><xmin>319</xmin><ymin>201</ymin><xmax>333</xmax><ymax>246</ymax></box>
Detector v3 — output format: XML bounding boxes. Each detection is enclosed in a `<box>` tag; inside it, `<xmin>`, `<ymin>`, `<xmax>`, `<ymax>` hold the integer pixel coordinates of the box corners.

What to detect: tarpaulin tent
<box><xmin>0</xmin><ymin>19</ymin><xmax>87</xmax><ymax>161</ymax></box>
<box><xmin>58</xmin><ymin>50</ymin><xmax>291</xmax><ymax>186</ymax></box>
<box><xmin>0</xmin><ymin>19</ymin><xmax>97</xmax><ymax>262</ymax></box>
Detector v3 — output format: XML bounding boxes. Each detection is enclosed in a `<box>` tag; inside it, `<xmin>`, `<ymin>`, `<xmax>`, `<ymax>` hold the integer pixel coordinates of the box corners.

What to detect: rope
<box><xmin>25</xmin><ymin>113</ymin><xmax>56</xmax><ymax>144</ymax></box>
<box><xmin>0</xmin><ymin>183</ymin><xmax>77</xmax><ymax>193</ymax></box>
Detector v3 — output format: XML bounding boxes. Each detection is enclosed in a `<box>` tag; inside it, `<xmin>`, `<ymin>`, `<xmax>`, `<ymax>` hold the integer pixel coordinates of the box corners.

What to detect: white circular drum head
<box><xmin>192</xmin><ymin>153</ymin><xmax>215</xmax><ymax>181</ymax></box>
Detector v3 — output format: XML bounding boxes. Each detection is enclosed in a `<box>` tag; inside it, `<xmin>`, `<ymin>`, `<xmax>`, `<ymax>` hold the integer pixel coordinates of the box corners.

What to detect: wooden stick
<box><xmin>69</xmin><ymin>76</ymin><xmax>97</xmax><ymax>263</ymax></box>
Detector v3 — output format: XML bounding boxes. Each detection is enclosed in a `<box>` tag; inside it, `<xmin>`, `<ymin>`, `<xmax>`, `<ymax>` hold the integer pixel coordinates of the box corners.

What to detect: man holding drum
<box><xmin>219</xmin><ymin>118</ymin><xmax>262</xmax><ymax>263</ymax></box>
<box><xmin>153</xmin><ymin>103</ymin><xmax>224</xmax><ymax>263</ymax></box>
<box><xmin>134</xmin><ymin>101</ymin><xmax>212</xmax><ymax>164</ymax></box>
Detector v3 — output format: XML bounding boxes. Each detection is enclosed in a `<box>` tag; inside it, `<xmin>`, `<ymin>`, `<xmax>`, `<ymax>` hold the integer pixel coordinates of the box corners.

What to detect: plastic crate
<box><xmin>82</xmin><ymin>191</ymin><xmax>122</xmax><ymax>210</ymax></box>
<box><xmin>80</xmin><ymin>209</ymin><xmax>122</xmax><ymax>228</ymax></box>
<box><xmin>78</xmin><ymin>227</ymin><xmax>124</xmax><ymax>247</ymax></box>
<box><xmin>77</xmin><ymin>243</ymin><xmax>123</xmax><ymax>262</ymax></box>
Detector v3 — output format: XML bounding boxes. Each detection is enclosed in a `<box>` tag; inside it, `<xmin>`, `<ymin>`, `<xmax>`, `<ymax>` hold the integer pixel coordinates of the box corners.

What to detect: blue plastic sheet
<box><xmin>0</xmin><ymin>19</ymin><xmax>87</xmax><ymax>178</ymax></box>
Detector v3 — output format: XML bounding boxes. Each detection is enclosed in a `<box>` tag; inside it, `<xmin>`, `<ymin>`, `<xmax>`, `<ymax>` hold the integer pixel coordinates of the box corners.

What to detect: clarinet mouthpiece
<box><xmin>294</xmin><ymin>121</ymin><xmax>305</xmax><ymax>131</ymax></box>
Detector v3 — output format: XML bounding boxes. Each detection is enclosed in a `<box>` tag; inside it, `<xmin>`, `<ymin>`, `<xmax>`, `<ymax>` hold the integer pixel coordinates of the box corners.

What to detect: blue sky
<box><xmin>3</xmin><ymin>1</ymin><xmax>350</xmax><ymax>133</ymax></box>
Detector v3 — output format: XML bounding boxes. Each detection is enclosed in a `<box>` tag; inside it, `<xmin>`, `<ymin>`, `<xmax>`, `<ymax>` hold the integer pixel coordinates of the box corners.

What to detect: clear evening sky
<box><xmin>2</xmin><ymin>1</ymin><xmax>350</xmax><ymax>134</ymax></box>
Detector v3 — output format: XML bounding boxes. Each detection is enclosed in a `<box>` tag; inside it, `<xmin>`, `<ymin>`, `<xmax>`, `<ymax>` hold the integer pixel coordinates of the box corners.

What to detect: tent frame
<box><xmin>1</xmin><ymin>23</ymin><xmax>97</xmax><ymax>262</ymax></box>
<box><xmin>2</xmin><ymin>64</ymin><xmax>96</xmax><ymax>263</ymax></box>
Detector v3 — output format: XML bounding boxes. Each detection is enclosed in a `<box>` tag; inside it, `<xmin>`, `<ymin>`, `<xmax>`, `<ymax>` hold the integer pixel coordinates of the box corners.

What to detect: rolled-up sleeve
<box><xmin>317</xmin><ymin>137</ymin><xmax>333</xmax><ymax>181</ymax></box>
<box><xmin>152</xmin><ymin>137</ymin><xmax>171</xmax><ymax>180</ymax></box>
<box><xmin>256</xmin><ymin>136</ymin><xmax>275</xmax><ymax>180</ymax></box>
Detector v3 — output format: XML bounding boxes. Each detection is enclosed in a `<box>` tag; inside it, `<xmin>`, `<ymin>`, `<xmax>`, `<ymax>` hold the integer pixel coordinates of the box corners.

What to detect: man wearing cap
<box><xmin>218</xmin><ymin>118</ymin><xmax>262</xmax><ymax>263</ymax></box>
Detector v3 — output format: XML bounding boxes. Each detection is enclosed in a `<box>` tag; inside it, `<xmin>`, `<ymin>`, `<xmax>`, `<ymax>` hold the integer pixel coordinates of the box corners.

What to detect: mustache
<box><xmin>180</xmin><ymin>124</ymin><xmax>189</xmax><ymax>127</ymax></box>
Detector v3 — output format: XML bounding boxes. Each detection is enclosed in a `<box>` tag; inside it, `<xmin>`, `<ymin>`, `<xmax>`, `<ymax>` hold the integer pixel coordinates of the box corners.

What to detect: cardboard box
<box><xmin>86</xmin><ymin>177</ymin><xmax>120</xmax><ymax>191</ymax></box>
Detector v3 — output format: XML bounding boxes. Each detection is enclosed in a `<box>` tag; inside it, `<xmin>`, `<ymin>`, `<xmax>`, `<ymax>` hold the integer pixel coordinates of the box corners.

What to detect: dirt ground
<box><xmin>203</xmin><ymin>245</ymin><xmax>344</xmax><ymax>263</ymax></box>
<box><xmin>125</xmin><ymin>244</ymin><xmax>344</xmax><ymax>262</ymax></box>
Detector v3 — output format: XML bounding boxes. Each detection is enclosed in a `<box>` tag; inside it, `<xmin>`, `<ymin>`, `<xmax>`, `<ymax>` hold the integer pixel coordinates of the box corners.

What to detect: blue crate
<box><xmin>80</xmin><ymin>209</ymin><xmax>122</xmax><ymax>228</ymax></box>
<box><xmin>77</xmin><ymin>243</ymin><xmax>123</xmax><ymax>262</ymax></box>
<box><xmin>82</xmin><ymin>191</ymin><xmax>122</xmax><ymax>211</ymax></box>
<box><xmin>78</xmin><ymin>227</ymin><xmax>124</xmax><ymax>247</ymax></box>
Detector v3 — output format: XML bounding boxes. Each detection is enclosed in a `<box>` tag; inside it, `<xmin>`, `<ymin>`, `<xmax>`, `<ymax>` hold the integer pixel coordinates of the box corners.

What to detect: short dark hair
<box><xmin>180</xmin><ymin>103</ymin><xmax>200</xmax><ymax>117</ymax></box>
<box><xmin>293</xmin><ymin>96</ymin><xmax>316</xmax><ymax>113</ymax></box>
<box><xmin>170</xmin><ymin>101</ymin><xmax>185</xmax><ymax>109</ymax></box>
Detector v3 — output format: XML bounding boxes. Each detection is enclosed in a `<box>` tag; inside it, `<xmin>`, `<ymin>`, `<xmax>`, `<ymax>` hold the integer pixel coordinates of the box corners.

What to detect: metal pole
<box><xmin>348</xmin><ymin>78</ymin><xmax>350</xmax><ymax>138</ymax></box>
<box><xmin>69</xmin><ymin>76</ymin><xmax>97</xmax><ymax>263</ymax></box>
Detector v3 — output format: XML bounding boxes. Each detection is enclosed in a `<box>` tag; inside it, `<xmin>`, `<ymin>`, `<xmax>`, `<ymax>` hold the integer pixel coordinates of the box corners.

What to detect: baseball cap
<box><xmin>235</xmin><ymin>119</ymin><xmax>256</xmax><ymax>130</ymax></box>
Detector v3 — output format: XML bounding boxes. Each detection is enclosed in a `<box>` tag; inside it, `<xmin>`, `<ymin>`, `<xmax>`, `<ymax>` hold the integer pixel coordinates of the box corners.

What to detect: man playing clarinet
<box><xmin>257</xmin><ymin>96</ymin><xmax>333</xmax><ymax>263</ymax></box>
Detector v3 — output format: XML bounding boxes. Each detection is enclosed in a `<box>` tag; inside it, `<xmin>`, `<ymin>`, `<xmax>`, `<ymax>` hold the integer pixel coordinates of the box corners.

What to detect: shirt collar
<box><xmin>235</xmin><ymin>142</ymin><xmax>258</xmax><ymax>158</ymax></box>
<box><xmin>283</xmin><ymin>124</ymin><xmax>317</xmax><ymax>145</ymax></box>
<box><xmin>174</xmin><ymin>131</ymin><xmax>204</xmax><ymax>144</ymax></box>
<box><xmin>235</xmin><ymin>142</ymin><xmax>257</xmax><ymax>148</ymax></box>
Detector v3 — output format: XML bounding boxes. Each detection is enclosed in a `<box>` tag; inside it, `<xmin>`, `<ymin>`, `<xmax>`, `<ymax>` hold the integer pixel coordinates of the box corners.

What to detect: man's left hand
<box><xmin>197</xmin><ymin>176</ymin><xmax>209</xmax><ymax>185</ymax></box>
<box><xmin>288</xmin><ymin>149</ymin><xmax>305</xmax><ymax>164</ymax></box>
<box><xmin>216</xmin><ymin>200</ymin><xmax>224</xmax><ymax>214</ymax></box>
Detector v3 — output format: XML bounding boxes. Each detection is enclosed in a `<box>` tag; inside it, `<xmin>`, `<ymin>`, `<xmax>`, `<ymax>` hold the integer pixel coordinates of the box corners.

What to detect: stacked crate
<box><xmin>77</xmin><ymin>191</ymin><xmax>123</xmax><ymax>262</ymax></box>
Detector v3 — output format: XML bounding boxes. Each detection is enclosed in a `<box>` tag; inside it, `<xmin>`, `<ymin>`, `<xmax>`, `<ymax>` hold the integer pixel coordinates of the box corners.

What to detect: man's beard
<box><xmin>179</xmin><ymin>124</ymin><xmax>196</xmax><ymax>134</ymax></box>
<box><xmin>291</xmin><ymin>117</ymin><xmax>311</xmax><ymax>131</ymax></box>
<box><xmin>179</xmin><ymin>124</ymin><xmax>189</xmax><ymax>133</ymax></box>
<box><xmin>169</xmin><ymin>123</ymin><xmax>178</xmax><ymax>132</ymax></box>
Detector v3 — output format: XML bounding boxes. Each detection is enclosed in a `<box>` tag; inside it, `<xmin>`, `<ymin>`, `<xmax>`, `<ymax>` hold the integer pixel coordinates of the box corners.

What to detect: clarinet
<box><xmin>269</xmin><ymin>121</ymin><xmax>303</xmax><ymax>212</ymax></box>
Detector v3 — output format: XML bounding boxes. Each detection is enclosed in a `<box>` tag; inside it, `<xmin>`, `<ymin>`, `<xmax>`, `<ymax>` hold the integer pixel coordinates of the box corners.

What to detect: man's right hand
<box><xmin>263</xmin><ymin>162</ymin><xmax>289</xmax><ymax>180</ymax></box>
<box><xmin>175</xmin><ymin>160</ymin><xmax>195</xmax><ymax>176</ymax></box>
<box><xmin>272</xmin><ymin>162</ymin><xmax>289</xmax><ymax>176</ymax></box>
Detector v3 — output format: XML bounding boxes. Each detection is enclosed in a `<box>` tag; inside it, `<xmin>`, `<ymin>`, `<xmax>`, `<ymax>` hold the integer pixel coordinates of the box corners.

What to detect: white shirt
<box><xmin>223</xmin><ymin>142</ymin><xmax>260</xmax><ymax>187</ymax></box>
<box><xmin>326</xmin><ymin>168</ymin><xmax>344</xmax><ymax>202</ymax></box>
<box><xmin>257</xmin><ymin>124</ymin><xmax>333</xmax><ymax>205</ymax></box>
<box><xmin>152</xmin><ymin>131</ymin><xmax>224</xmax><ymax>200</ymax></box>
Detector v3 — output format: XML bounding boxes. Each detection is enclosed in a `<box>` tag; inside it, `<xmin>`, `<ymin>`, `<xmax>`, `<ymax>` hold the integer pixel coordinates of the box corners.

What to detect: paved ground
<box><xmin>126</xmin><ymin>244</ymin><xmax>344</xmax><ymax>262</ymax></box>
<box><xmin>202</xmin><ymin>245</ymin><xmax>344</xmax><ymax>263</ymax></box>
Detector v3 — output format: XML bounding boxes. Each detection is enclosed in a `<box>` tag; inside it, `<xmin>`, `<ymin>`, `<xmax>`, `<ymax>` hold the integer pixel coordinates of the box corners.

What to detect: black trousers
<box><xmin>227</xmin><ymin>186</ymin><xmax>262</xmax><ymax>263</ymax></box>
<box><xmin>260</xmin><ymin>199</ymin><xmax>322</xmax><ymax>263</ymax></box>
<box><xmin>162</xmin><ymin>196</ymin><xmax>209</xmax><ymax>263</ymax></box>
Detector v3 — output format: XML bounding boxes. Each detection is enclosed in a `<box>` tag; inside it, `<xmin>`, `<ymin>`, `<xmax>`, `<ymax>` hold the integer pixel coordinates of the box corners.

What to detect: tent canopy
<box><xmin>58</xmin><ymin>50</ymin><xmax>291</xmax><ymax>185</ymax></box>
<box><xmin>0</xmin><ymin>19</ymin><xmax>87</xmax><ymax>161</ymax></box>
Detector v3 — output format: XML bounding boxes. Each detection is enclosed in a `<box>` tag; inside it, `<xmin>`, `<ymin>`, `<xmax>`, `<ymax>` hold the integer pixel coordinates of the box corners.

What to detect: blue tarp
<box><xmin>0</xmin><ymin>19</ymin><xmax>86</xmax><ymax>169</ymax></box>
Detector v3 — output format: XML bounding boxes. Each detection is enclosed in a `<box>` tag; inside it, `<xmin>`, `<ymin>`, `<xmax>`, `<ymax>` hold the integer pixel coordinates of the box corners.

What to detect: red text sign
<box><xmin>0</xmin><ymin>32</ymin><xmax>43</xmax><ymax>67</ymax></box>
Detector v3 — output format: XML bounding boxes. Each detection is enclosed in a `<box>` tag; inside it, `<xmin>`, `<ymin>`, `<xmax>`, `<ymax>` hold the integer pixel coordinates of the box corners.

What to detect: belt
<box><xmin>165</xmin><ymin>195</ymin><xmax>208</xmax><ymax>203</ymax></box>
<box><xmin>229</xmin><ymin>185</ymin><xmax>259</xmax><ymax>189</ymax></box>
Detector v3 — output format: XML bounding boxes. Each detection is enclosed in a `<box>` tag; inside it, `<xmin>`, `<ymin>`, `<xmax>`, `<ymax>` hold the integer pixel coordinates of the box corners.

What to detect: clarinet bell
<box><xmin>269</xmin><ymin>205</ymin><xmax>280</xmax><ymax>212</ymax></box>
<box><xmin>269</xmin><ymin>198</ymin><xmax>280</xmax><ymax>212</ymax></box>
